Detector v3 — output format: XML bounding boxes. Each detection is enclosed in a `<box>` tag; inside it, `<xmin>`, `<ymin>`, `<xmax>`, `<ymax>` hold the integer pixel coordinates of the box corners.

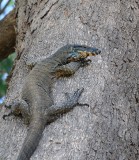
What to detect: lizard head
<box><xmin>67</xmin><ymin>45</ymin><xmax>101</xmax><ymax>62</ymax></box>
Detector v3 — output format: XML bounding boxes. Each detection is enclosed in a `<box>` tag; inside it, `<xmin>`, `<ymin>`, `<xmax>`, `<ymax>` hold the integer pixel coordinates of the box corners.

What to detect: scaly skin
<box><xmin>4</xmin><ymin>44</ymin><xmax>101</xmax><ymax>160</ymax></box>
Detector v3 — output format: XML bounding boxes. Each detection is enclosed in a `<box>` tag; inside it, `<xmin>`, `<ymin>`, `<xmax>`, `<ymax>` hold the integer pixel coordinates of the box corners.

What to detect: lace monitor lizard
<box><xmin>3</xmin><ymin>44</ymin><xmax>101</xmax><ymax>160</ymax></box>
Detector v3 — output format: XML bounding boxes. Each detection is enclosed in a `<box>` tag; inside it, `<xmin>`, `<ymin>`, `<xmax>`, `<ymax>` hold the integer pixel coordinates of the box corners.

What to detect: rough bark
<box><xmin>0</xmin><ymin>9</ymin><xmax>16</xmax><ymax>61</ymax></box>
<box><xmin>0</xmin><ymin>0</ymin><xmax>139</xmax><ymax>160</ymax></box>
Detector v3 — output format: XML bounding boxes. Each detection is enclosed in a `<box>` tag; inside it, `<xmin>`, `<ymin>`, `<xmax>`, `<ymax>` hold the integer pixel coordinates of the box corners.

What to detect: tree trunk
<box><xmin>0</xmin><ymin>0</ymin><xmax>139</xmax><ymax>159</ymax></box>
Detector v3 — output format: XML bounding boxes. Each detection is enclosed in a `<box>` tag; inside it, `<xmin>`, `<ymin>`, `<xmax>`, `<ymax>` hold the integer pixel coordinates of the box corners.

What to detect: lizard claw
<box><xmin>3</xmin><ymin>115</ymin><xmax>8</xmax><ymax>120</ymax></box>
<box><xmin>4</xmin><ymin>104</ymin><xmax>11</xmax><ymax>109</ymax></box>
<box><xmin>80</xmin><ymin>59</ymin><xmax>92</xmax><ymax>67</ymax></box>
<box><xmin>2</xmin><ymin>111</ymin><xmax>13</xmax><ymax>120</ymax></box>
<box><xmin>77</xmin><ymin>103</ymin><xmax>89</xmax><ymax>107</ymax></box>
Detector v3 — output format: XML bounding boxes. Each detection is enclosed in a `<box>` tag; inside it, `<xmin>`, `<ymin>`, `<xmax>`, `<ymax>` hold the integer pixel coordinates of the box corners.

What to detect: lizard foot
<box><xmin>3</xmin><ymin>112</ymin><xmax>13</xmax><ymax>120</ymax></box>
<box><xmin>3</xmin><ymin>100</ymin><xmax>30</xmax><ymax>124</ymax></box>
<box><xmin>80</xmin><ymin>59</ymin><xmax>92</xmax><ymax>67</ymax></box>
<box><xmin>3</xmin><ymin>104</ymin><xmax>13</xmax><ymax>120</ymax></box>
<box><xmin>3</xmin><ymin>102</ymin><xmax>21</xmax><ymax>120</ymax></box>
<box><xmin>65</xmin><ymin>88</ymin><xmax>89</xmax><ymax>107</ymax></box>
<box><xmin>4</xmin><ymin>104</ymin><xmax>12</xmax><ymax>109</ymax></box>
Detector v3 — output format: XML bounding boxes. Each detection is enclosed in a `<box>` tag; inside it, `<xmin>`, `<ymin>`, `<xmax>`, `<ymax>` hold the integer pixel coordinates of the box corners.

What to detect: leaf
<box><xmin>8</xmin><ymin>0</ymin><xmax>15</xmax><ymax>6</ymax></box>
<box><xmin>0</xmin><ymin>52</ymin><xmax>16</xmax><ymax>99</ymax></box>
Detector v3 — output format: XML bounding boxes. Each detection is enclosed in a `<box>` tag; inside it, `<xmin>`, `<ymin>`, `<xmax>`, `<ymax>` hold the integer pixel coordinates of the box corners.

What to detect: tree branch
<box><xmin>0</xmin><ymin>9</ymin><xmax>16</xmax><ymax>61</ymax></box>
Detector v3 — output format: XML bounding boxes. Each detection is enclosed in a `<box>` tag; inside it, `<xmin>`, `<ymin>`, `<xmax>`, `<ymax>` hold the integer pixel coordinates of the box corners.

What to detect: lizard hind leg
<box><xmin>3</xmin><ymin>99</ymin><xmax>30</xmax><ymax>125</ymax></box>
<box><xmin>47</xmin><ymin>88</ymin><xmax>89</xmax><ymax>117</ymax></box>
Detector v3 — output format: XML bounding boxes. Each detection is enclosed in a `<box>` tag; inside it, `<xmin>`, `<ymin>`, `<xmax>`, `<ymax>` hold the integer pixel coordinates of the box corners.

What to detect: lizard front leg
<box><xmin>54</xmin><ymin>61</ymin><xmax>81</xmax><ymax>78</ymax></box>
<box><xmin>54</xmin><ymin>58</ymin><xmax>92</xmax><ymax>78</ymax></box>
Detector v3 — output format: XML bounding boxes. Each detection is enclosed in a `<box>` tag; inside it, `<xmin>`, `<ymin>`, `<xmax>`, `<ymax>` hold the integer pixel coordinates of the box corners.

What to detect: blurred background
<box><xmin>0</xmin><ymin>0</ymin><xmax>15</xmax><ymax>103</ymax></box>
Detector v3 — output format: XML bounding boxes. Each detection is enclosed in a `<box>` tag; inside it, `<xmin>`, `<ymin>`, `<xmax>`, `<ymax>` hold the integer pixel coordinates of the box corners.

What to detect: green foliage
<box><xmin>0</xmin><ymin>0</ymin><xmax>15</xmax><ymax>101</ymax></box>
<box><xmin>0</xmin><ymin>53</ymin><xmax>16</xmax><ymax>98</ymax></box>
<box><xmin>9</xmin><ymin>0</ymin><xmax>15</xmax><ymax>6</ymax></box>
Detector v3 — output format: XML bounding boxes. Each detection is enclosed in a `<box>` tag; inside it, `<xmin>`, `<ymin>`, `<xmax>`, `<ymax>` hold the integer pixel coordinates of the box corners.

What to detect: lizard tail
<box><xmin>17</xmin><ymin>116</ymin><xmax>46</xmax><ymax>160</ymax></box>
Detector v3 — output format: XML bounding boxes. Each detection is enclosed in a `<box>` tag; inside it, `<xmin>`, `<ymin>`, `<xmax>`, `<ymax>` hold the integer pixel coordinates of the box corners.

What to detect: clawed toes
<box><xmin>2</xmin><ymin>112</ymin><xmax>12</xmax><ymax>120</ymax></box>
<box><xmin>4</xmin><ymin>104</ymin><xmax>11</xmax><ymax>109</ymax></box>
<box><xmin>80</xmin><ymin>59</ymin><xmax>91</xmax><ymax>67</ymax></box>
<box><xmin>63</xmin><ymin>88</ymin><xmax>86</xmax><ymax>108</ymax></box>
<box><xmin>3</xmin><ymin>114</ymin><xmax>8</xmax><ymax>120</ymax></box>
<box><xmin>77</xmin><ymin>103</ymin><xmax>89</xmax><ymax>107</ymax></box>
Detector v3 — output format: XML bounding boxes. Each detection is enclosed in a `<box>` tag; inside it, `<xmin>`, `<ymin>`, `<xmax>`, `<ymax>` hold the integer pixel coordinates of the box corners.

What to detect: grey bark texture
<box><xmin>0</xmin><ymin>0</ymin><xmax>139</xmax><ymax>159</ymax></box>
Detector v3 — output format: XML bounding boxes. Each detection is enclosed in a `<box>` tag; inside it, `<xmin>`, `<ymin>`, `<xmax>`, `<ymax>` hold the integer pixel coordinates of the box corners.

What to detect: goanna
<box><xmin>4</xmin><ymin>44</ymin><xmax>101</xmax><ymax>160</ymax></box>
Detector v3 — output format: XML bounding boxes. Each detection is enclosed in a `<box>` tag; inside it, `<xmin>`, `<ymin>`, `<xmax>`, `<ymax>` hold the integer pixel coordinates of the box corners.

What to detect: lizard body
<box><xmin>4</xmin><ymin>44</ymin><xmax>101</xmax><ymax>160</ymax></box>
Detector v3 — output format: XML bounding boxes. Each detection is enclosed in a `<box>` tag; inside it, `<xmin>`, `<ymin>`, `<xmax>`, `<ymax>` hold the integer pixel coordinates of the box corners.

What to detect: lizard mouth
<box><xmin>78</xmin><ymin>51</ymin><xmax>98</xmax><ymax>58</ymax></box>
